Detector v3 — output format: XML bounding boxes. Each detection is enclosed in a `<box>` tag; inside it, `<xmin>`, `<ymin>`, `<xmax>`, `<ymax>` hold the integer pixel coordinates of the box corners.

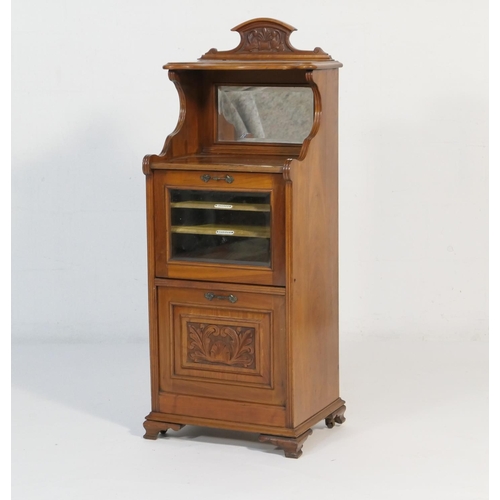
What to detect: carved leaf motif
<box><xmin>187</xmin><ymin>322</ymin><xmax>256</xmax><ymax>368</ymax></box>
<box><xmin>244</xmin><ymin>28</ymin><xmax>289</xmax><ymax>53</ymax></box>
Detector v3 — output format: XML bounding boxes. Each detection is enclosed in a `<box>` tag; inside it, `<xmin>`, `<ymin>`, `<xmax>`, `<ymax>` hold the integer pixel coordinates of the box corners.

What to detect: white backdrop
<box><xmin>11</xmin><ymin>0</ymin><xmax>488</xmax><ymax>342</ymax></box>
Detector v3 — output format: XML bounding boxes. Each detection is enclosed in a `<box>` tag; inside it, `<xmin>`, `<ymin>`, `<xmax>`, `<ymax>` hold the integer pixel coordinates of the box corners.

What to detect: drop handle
<box><xmin>200</xmin><ymin>174</ymin><xmax>234</xmax><ymax>184</ymax></box>
<box><xmin>204</xmin><ymin>292</ymin><xmax>238</xmax><ymax>303</ymax></box>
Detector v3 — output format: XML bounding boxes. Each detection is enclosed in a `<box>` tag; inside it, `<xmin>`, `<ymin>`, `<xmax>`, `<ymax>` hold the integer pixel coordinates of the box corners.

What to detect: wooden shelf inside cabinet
<box><xmin>142</xmin><ymin>18</ymin><xmax>345</xmax><ymax>459</ymax></box>
<box><xmin>171</xmin><ymin>224</ymin><xmax>270</xmax><ymax>238</ymax></box>
<box><xmin>170</xmin><ymin>201</ymin><xmax>271</xmax><ymax>212</ymax></box>
<box><xmin>170</xmin><ymin>238</ymin><xmax>270</xmax><ymax>265</ymax></box>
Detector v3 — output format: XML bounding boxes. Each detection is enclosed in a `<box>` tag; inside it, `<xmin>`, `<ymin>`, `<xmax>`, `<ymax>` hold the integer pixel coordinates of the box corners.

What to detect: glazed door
<box><xmin>154</xmin><ymin>170</ymin><xmax>285</xmax><ymax>285</ymax></box>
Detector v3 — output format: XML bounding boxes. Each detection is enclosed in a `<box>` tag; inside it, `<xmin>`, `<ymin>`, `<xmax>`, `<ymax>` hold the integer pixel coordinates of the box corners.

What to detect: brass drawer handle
<box><xmin>204</xmin><ymin>292</ymin><xmax>238</xmax><ymax>303</ymax></box>
<box><xmin>200</xmin><ymin>174</ymin><xmax>234</xmax><ymax>184</ymax></box>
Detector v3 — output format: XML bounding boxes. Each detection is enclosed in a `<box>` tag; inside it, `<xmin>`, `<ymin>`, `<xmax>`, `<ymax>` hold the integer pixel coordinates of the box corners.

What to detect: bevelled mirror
<box><xmin>217</xmin><ymin>86</ymin><xmax>314</xmax><ymax>144</ymax></box>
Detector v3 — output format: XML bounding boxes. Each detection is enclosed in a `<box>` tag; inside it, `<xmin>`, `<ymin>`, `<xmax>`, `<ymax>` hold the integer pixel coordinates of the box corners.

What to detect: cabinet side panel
<box><xmin>145</xmin><ymin>173</ymin><xmax>160</xmax><ymax>411</ymax></box>
<box><xmin>160</xmin><ymin>71</ymin><xmax>203</xmax><ymax>159</ymax></box>
<box><xmin>288</xmin><ymin>69</ymin><xmax>340</xmax><ymax>427</ymax></box>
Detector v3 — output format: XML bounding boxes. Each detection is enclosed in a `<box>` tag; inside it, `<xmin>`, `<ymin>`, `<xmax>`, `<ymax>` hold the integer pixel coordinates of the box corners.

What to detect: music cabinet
<box><xmin>142</xmin><ymin>18</ymin><xmax>345</xmax><ymax>458</ymax></box>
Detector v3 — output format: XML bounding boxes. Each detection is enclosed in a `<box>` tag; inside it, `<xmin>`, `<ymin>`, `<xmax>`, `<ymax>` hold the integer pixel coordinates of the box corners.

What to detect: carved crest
<box><xmin>244</xmin><ymin>26</ymin><xmax>290</xmax><ymax>53</ymax></box>
<box><xmin>200</xmin><ymin>18</ymin><xmax>331</xmax><ymax>60</ymax></box>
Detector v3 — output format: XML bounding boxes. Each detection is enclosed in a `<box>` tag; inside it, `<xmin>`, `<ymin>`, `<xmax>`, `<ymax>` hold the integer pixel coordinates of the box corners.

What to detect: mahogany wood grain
<box><xmin>143</xmin><ymin>168</ymin><xmax>160</xmax><ymax>412</ymax></box>
<box><xmin>325</xmin><ymin>404</ymin><xmax>346</xmax><ymax>428</ymax></box>
<box><xmin>158</xmin><ymin>393</ymin><xmax>287</xmax><ymax>428</ymax></box>
<box><xmin>142</xmin><ymin>18</ymin><xmax>345</xmax><ymax>458</ymax></box>
<box><xmin>161</xmin><ymin>153</ymin><xmax>291</xmax><ymax>167</ymax></box>
<box><xmin>286</xmin><ymin>68</ymin><xmax>341</xmax><ymax>427</ymax></box>
<box><xmin>144</xmin><ymin>397</ymin><xmax>345</xmax><ymax>439</ymax></box>
<box><xmin>143</xmin><ymin>420</ymin><xmax>184</xmax><ymax>440</ymax></box>
<box><xmin>156</xmin><ymin>283</ymin><xmax>286</xmax><ymax>407</ymax></box>
<box><xmin>161</xmin><ymin>170</ymin><xmax>278</xmax><ymax>189</ymax></box>
<box><xmin>154</xmin><ymin>277</ymin><xmax>286</xmax><ymax>296</ymax></box>
<box><xmin>164</xmin><ymin>61</ymin><xmax>342</xmax><ymax>71</ymax></box>
<box><xmin>153</xmin><ymin>170</ymin><xmax>285</xmax><ymax>286</ymax></box>
<box><xmin>200</xmin><ymin>18</ymin><xmax>332</xmax><ymax>61</ymax></box>
<box><xmin>259</xmin><ymin>429</ymin><xmax>312</xmax><ymax>459</ymax></box>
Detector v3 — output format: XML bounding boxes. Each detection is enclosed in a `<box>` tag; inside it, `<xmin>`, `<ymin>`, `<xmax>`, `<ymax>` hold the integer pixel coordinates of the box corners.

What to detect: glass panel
<box><xmin>170</xmin><ymin>189</ymin><xmax>271</xmax><ymax>266</ymax></box>
<box><xmin>217</xmin><ymin>86</ymin><xmax>313</xmax><ymax>144</ymax></box>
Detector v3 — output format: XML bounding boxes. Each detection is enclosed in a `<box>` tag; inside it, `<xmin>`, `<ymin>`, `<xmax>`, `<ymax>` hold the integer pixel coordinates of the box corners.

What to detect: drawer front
<box><xmin>157</xmin><ymin>282</ymin><xmax>286</xmax><ymax>412</ymax></box>
<box><xmin>162</xmin><ymin>170</ymin><xmax>278</xmax><ymax>190</ymax></box>
<box><xmin>153</xmin><ymin>170</ymin><xmax>285</xmax><ymax>286</ymax></box>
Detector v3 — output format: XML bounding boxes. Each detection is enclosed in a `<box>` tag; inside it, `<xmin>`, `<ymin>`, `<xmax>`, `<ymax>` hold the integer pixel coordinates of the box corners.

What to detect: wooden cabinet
<box><xmin>143</xmin><ymin>18</ymin><xmax>346</xmax><ymax>458</ymax></box>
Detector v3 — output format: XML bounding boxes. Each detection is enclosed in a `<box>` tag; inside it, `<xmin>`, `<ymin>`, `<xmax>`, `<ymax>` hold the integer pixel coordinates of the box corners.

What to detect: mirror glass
<box><xmin>217</xmin><ymin>86</ymin><xmax>314</xmax><ymax>144</ymax></box>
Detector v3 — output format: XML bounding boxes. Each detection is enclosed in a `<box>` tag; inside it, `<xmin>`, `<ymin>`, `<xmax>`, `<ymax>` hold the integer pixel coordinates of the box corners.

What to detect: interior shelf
<box><xmin>171</xmin><ymin>201</ymin><xmax>270</xmax><ymax>212</ymax></box>
<box><xmin>170</xmin><ymin>237</ymin><xmax>270</xmax><ymax>265</ymax></box>
<box><xmin>171</xmin><ymin>224</ymin><xmax>270</xmax><ymax>238</ymax></box>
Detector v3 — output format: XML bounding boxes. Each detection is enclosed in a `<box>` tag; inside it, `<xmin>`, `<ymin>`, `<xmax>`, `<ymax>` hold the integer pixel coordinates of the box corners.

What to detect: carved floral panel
<box><xmin>187</xmin><ymin>322</ymin><xmax>256</xmax><ymax>369</ymax></box>
<box><xmin>243</xmin><ymin>28</ymin><xmax>290</xmax><ymax>53</ymax></box>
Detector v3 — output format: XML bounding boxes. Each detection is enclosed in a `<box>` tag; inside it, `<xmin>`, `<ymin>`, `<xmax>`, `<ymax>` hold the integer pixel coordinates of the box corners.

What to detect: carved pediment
<box><xmin>200</xmin><ymin>18</ymin><xmax>332</xmax><ymax>60</ymax></box>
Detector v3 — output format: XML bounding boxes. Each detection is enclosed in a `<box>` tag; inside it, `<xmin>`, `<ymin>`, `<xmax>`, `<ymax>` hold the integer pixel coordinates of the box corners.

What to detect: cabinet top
<box><xmin>163</xmin><ymin>18</ymin><xmax>343</xmax><ymax>71</ymax></box>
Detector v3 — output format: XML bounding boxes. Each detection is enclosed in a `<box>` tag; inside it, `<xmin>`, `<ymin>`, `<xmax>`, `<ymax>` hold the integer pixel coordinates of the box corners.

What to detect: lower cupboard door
<box><xmin>156</xmin><ymin>283</ymin><xmax>286</xmax><ymax>426</ymax></box>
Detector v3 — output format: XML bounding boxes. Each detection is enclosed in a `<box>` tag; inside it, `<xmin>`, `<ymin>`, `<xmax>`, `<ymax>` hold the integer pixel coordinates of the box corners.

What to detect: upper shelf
<box><xmin>164</xmin><ymin>61</ymin><xmax>342</xmax><ymax>71</ymax></box>
<box><xmin>150</xmin><ymin>154</ymin><xmax>292</xmax><ymax>173</ymax></box>
<box><xmin>163</xmin><ymin>18</ymin><xmax>342</xmax><ymax>71</ymax></box>
<box><xmin>143</xmin><ymin>19</ymin><xmax>341</xmax><ymax>176</ymax></box>
<box><xmin>171</xmin><ymin>201</ymin><xmax>270</xmax><ymax>212</ymax></box>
